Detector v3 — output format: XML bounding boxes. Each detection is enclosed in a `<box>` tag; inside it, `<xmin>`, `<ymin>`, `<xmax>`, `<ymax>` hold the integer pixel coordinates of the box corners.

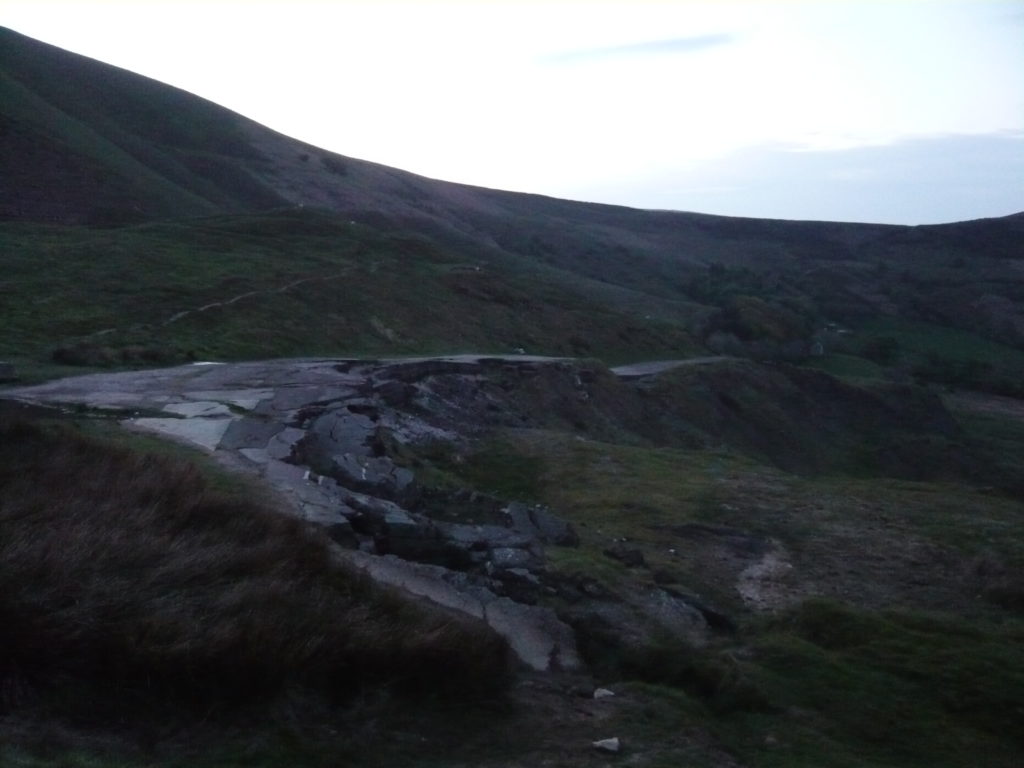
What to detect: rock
<box><xmin>503</xmin><ymin>502</ymin><xmax>579</xmax><ymax>546</ymax></box>
<box><xmin>340</xmin><ymin>551</ymin><xmax>582</xmax><ymax>672</ymax></box>
<box><xmin>490</xmin><ymin>547</ymin><xmax>536</xmax><ymax>570</ymax></box>
<box><xmin>436</xmin><ymin>522</ymin><xmax>535</xmax><ymax>551</ymax></box>
<box><xmin>531</xmin><ymin>506</ymin><xmax>579</xmax><ymax>546</ymax></box>
<box><xmin>373</xmin><ymin>379</ymin><xmax>418</xmax><ymax>406</ymax></box>
<box><xmin>503</xmin><ymin>501</ymin><xmax>534</xmax><ymax>532</ymax></box>
<box><xmin>593</xmin><ymin>687</ymin><xmax>616</xmax><ymax>699</ymax></box>
<box><xmin>592</xmin><ymin>737</ymin><xmax>621</xmax><ymax>753</ymax></box>
<box><xmin>311</xmin><ymin>409</ymin><xmax>376</xmax><ymax>454</ymax></box>
<box><xmin>603</xmin><ymin>543</ymin><xmax>647</xmax><ymax>568</ymax></box>
<box><xmin>636</xmin><ymin>588</ymin><xmax>708</xmax><ymax>637</ymax></box>
<box><xmin>325</xmin><ymin>452</ymin><xmax>416</xmax><ymax>501</ymax></box>
<box><xmin>483</xmin><ymin>597</ymin><xmax>581</xmax><ymax>672</ymax></box>
<box><xmin>339</xmin><ymin>491</ymin><xmax>419</xmax><ymax>533</ymax></box>
<box><xmin>491</xmin><ymin>567</ymin><xmax>542</xmax><ymax>603</ymax></box>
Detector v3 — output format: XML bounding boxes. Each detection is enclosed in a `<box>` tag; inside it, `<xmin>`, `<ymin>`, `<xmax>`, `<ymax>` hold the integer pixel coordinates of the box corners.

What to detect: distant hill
<box><xmin>1</xmin><ymin>25</ymin><xmax>1022</xmax><ymax>374</ymax></box>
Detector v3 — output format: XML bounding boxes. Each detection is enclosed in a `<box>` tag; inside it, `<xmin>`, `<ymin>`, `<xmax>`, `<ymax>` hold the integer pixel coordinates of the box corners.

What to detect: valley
<box><xmin>1</xmin><ymin>23</ymin><xmax>1023</xmax><ymax>768</ymax></box>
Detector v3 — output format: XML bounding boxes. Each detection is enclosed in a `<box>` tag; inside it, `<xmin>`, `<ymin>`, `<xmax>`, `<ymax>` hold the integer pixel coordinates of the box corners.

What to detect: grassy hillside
<box><xmin>0</xmin><ymin>209</ymin><xmax>700</xmax><ymax>377</ymax></box>
<box><xmin>0</xmin><ymin>27</ymin><xmax>284</xmax><ymax>224</ymax></box>
<box><xmin>426</xmin><ymin>424</ymin><xmax>1024</xmax><ymax>768</ymax></box>
<box><xmin>3</xmin><ymin>25</ymin><xmax>1023</xmax><ymax>376</ymax></box>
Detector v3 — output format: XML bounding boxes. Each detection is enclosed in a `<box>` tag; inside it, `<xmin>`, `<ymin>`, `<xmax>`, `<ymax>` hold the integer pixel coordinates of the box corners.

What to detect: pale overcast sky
<box><xmin>4</xmin><ymin>0</ymin><xmax>1023</xmax><ymax>224</ymax></box>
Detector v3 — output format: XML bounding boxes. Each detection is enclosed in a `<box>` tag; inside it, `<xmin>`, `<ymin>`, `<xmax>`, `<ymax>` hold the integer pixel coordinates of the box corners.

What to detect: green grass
<box><xmin>855</xmin><ymin>317</ymin><xmax>1024</xmax><ymax>380</ymax></box>
<box><xmin>0</xmin><ymin>210</ymin><xmax>700</xmax><ymax>373</ymax></box>
<box><xmin>803</xmin><ymin>352</ymin><xmax>886</xmax><ymax>381</ymax></box>
<box><xmin>710</xmin><ymin>601</ymin><xmax>1024</xmax><ymax>768</ymax></box>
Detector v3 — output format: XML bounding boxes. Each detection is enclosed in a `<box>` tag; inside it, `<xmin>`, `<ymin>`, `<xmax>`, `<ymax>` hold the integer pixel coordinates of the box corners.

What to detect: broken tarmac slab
<box><xmin>341</xmin><ymin>550</ymin><xmax>581</xmax><ymax>673</ymax></box>
<box><xmin>4</xmin><ymin>355</ymin><xmax>620</xmax><ymax>676</ymax></box>
<box><xmin>131</xmin><ymin>416</ymin><xmax>234</xmax><ymax>452</ymax></box>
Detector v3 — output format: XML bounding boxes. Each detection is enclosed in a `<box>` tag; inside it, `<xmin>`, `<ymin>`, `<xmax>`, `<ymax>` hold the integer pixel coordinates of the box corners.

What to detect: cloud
<box><xmin>542</xmin><ymin>34</ymin><xmax>734</xmax><ymax>65</ymax></box>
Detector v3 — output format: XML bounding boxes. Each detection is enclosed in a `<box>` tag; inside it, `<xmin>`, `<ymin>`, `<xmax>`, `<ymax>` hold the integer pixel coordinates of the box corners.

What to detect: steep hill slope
<box><xmin>2</xmin><ymin>26</ymin><xmax>1021</xmax><ymax>285</ymax></box>
<box><xmin>1</xmin><ymin>25</ymin><xmax>1023</xmax><ymax>375</ymax></box>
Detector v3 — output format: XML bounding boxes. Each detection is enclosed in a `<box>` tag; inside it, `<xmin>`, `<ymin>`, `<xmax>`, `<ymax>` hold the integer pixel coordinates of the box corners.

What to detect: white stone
<box><xmin>593</xmin><ymin>688</ymin><xmax>616</xmax><ymax>699</ymax></box>
<box><xmin>592</xmin><ymin>737</ymin><xmax>620</xmax><ymax>753</ymax></box>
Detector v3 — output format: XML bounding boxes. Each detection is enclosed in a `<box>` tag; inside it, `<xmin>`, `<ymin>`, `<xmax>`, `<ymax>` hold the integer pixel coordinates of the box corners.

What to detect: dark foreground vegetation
<box><xmin>0</xmin><ymin>418</ymin><xmax>509</xmax><ymax>745</ymax></box>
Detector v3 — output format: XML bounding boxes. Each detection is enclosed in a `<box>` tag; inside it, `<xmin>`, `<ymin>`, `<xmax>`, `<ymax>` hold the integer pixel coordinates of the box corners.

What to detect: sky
<box><xmin>3</xmin><ymin>0</ymin><xmax>1023</xmax><ymax>224</ymax></box>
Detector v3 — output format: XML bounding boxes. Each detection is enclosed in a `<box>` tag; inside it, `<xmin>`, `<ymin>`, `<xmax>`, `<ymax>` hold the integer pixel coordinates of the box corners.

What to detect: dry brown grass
<box><xmin>0</xmin><ymin>418</ymin><xmax>509</xmax><ymax>723</ymax></box>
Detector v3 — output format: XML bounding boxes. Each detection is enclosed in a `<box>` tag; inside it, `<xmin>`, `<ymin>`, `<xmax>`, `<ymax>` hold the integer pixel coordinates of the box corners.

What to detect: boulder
<box><xmin>339</xmin><ymin>490</ymin><xmax>422</xmax><ymax>535</ymax></box>
<box><xmin>531</xmin><ymin>507</ymin><xmax>580</xmax><ymax>546</ymax></box>
<box><xmin>435</xmin><ymin>522</ymin><xmax>535</xmax><ymax>551</ymax></box>
<box><xmin>503</xmin><ymin>502</ymin><xmax>578</xmax><ymax>547</ymax></box>
<box><xmin>603</xmin><ymin>543</ymin><xmax>647</xmax><ymax>568</ymax></box>
<box><xmin>490</xmin><ymin>547</ymin><xmax>536</xmax><ymax>570</ymax></box>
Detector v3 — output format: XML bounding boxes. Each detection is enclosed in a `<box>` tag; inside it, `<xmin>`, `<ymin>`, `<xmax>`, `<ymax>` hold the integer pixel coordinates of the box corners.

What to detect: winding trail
<box><xmin>74</xmin><ymin>265</ymin><xmax>365</xmax><ymax>344</ymax></box>
<box><xmin>162</xmin><ymin>266</ymin><xmax>359</xmax><ymax>326</ymax></box>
